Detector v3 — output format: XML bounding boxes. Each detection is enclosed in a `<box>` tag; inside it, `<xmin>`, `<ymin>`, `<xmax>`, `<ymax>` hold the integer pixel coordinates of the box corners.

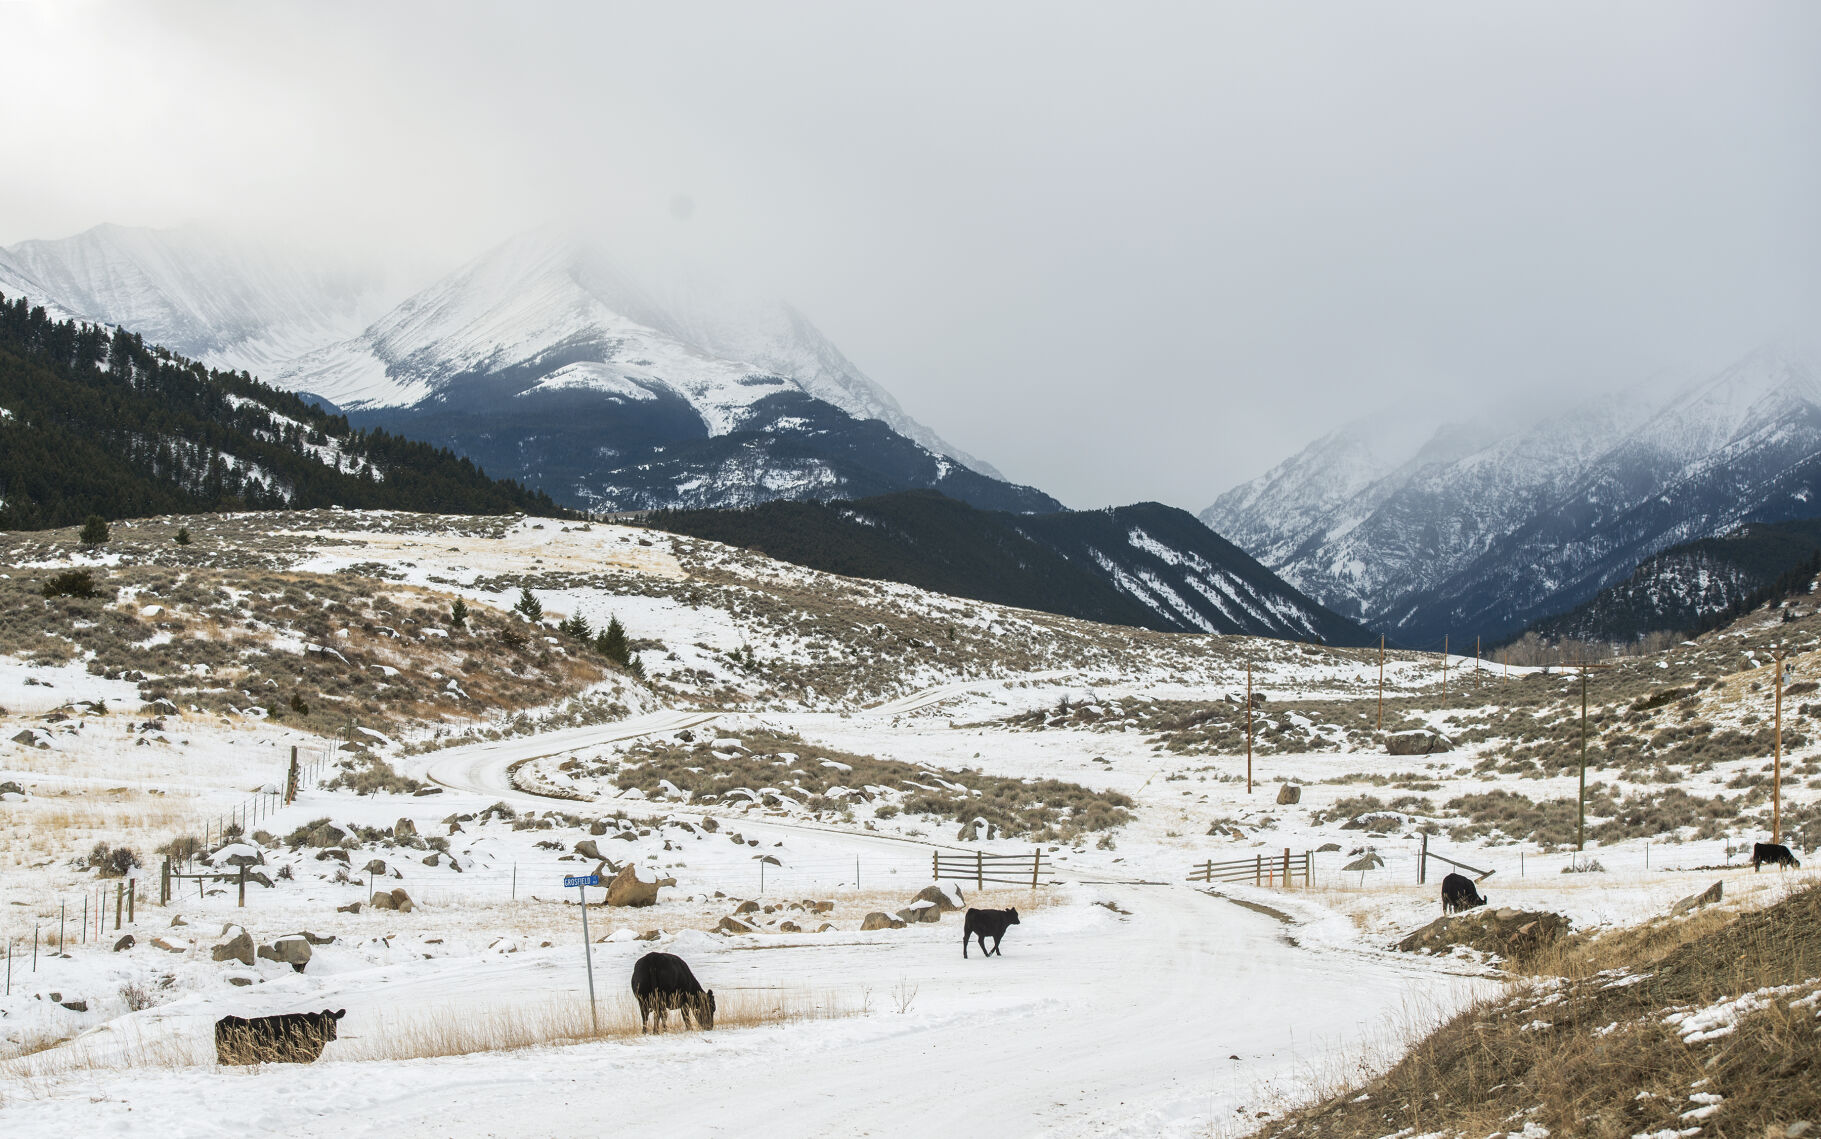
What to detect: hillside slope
<box><xmin>649</xmin><ymin>490</ymin><xmax>1376</xmax><ymax>644</ymax></box>
<box><xmin>1526</xmin><ymin>517</ymin><xmax>1821</xmax><ymax>643</ymax></box>
<box><xmin>0</xmin><ymin>294</ymin><xmax>561</xmax><ymax>529</ymax></box>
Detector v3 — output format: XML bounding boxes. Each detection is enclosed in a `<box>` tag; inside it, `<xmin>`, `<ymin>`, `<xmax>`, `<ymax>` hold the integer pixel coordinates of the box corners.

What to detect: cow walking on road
<box><xmin>631</xmin><ymin>951</ymin><xmax>715</xmax><ymax>1033</ymax></box>
<box><xmin>215</xmin><ymin>1009</ymin><xmax>345</xmax><ymax>1065</ymax></box>
<box><xmin>963</xmin><ymin>907</ymin><xmax>1020</xmax><ymax>958</ymax></box>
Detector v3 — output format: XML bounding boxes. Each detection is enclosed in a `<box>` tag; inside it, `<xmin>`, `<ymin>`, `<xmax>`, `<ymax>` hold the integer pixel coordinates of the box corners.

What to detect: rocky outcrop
<box><xmin>1386</xmin><ymin>730</ymin><xmax>1452</xmax><ymax>756</ymax></box>
<box><xmin>1671</xmin><ymin>881</ymin><xmax>1723</xmax><ymax>916</ymax></box>
<box><xmin>258</xmin><ymin>936</ymin><xmax>313</xmax><ymax>972</ymax></box>
<box><xmin>1396</xmin><ymin>907</ymin><xmax>1568</xmax><ymax>963</ymax></box>
<box><xmin>212</xmin><ymin>928</ymin><xmax>255</xmax><ymax>966</ymax></box>
<box><xmin>1276</xmin><ymin>784</ymin><xmax>1302</xmax><ymax>805</ymax></box>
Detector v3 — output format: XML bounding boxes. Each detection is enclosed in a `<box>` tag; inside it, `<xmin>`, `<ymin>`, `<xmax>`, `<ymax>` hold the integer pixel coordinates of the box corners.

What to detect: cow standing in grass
<box><xmin>215</xmin><ymin>1009</ymin><xmax>345</xmax><ymax>1065</ymax></box>
<box><xmin>631</xmin><ymin>952</ymin><xmax>715</xmax><ymax>1033</ymax></box>
<box><xmin>1441</xmin><ymin>872</ymin><xmax>1487</xmax><ymax>914</ymax></box>
<box><xmin>963</xmin><ymin>907</ymin><xmax>1020</xmax><ymax>958</ymax></box>
<box><xmin>1753</xmin><ymin>842</ymin><xmax>1801</xmax><ymax>871</ymax></box>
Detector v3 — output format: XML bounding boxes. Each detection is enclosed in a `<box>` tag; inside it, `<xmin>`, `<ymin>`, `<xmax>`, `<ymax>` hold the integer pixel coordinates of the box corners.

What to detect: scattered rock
<box><xmin>729</xmin><ymin>833</ymin><xmax>745</xmax><ymax>845</ymax></box>
<box><xmin>574</xmin><ymin>839</ymin><xmax>603</xmax><ymax>861</ymax></box>
<box><xmin>605</xmin><ymin>864</ymin><xmax>664</xmax><ymax>908</ymax></box>
<box><xmin>912</xmin><ymin>884</ymin><xmax>963</xmax><ymax>912</ymax></box>
<box><xmin>636</xmin><ymin>930</ymin><xmax>662</xmax><ymax>941</ymax></box>
<box><xmin>1671</xmin><ymin>880</ymin><xmax>1724</xmax><ymax>916</ymax></box>
<box><xmin>718</xmin><ymin>916</ymin><xmax>753</xmax><ymax>934</ymax></box>
<box><xmin>337</xmin><ymin>902</ymin><xmax>361</xmax><ymax>914</ymax></box>
<box><xmin>816</xmin><ymin>923</ymin><xmax>834</xmax><ymax>933</ymax></box>
<box><xmin>393</xmin><ymin>818</ymin><xmax>417</xmax><ymax>840</ymax></box>
<box><xmin>211</xmin><ymin>929</ymin><xmax>255</xmax><ymax>966</ymax></box>
<box><xmin>733</xmin><ymin>900</ymin><xmax>761</xmax><ymax>914</ymax></box>
<box><xmin>389</xmin><ymin>888</ymin><xmax>414</xmax><ymax>913</ymax></box>
<box><xmin>588</xmin><ymin>820</ymin><xmax>608</xmax><ymax>836</ymax></box>
<box><xmin>308</xmin><ymin>823</ymin><xmax>347</xmax><ymax>848</ymax></box>
<box><xmin>1396</xmin><ymin>908</ymin><xmax>1569</xmax><ymax>962</ymax></box>
<box><xmin>363</xmin><ymin>859</ymin><xmax>389</xmax><ymax>876</ymax></box>
<box><xmin>1342</xmin><ymin>852</ymin><xmax>1385</xmax><ymax>871</ymax></box>
<box><xmin>424</xmin><ymin>852</ymin><xmax>441</xmax><ymax>867</ymax></box>
<box><xmin>257</xmin><ymin>936</ymin><xmax>313</xmax><ymax>973</ymax></box>
<box><xmin>150</xmin><ymin>937</ymin><xmax>184</xmax><ymax>953</ymax></box>
<box><xmin>1275</xmin><ymin>784</ymin><xmax>1302</xmax><ymax>805</ymax></box>
<box><xmin>897</xmin><ymin>901</ymin><xmax>942</xmax><ymax>924</ymax></box>
<box><xmin>10</xmin><ymin>730</ymin><xmax>49</xmax><ymax>749</ymax></box>
<box><xmin>1386</xmin><ymin>730</ymin><xmax>1452</xmax><ymax>756</ymax></box>
<box><xmin>113</xmin><ymin>935</ymin><xmax>135</xmax><ymax>952</ymax></box>
<box><xmin>1316</xmin><ymin>842</ymin><xmax>1341</xmax><ymax>853</ymax></box>
<box><xmin>60</xmin><ymin>999</ymin><xmax>88</xmax><ymax>1012</ymax></box>
<box><xmin>779</xmin><ymin>920</ymin><xmax>801</xmax><ymax>933</ymax></box>
<box><xmin>0</xmin><ymin>779</ymin><xmax>24</xmax><ymax>796</ymax></box>
<box><xmin>316</xmin><ymin>849</ymin><xmax>350</xmax><ymax>864</ymax></box>
<box><xmin>809</xmin><ymin>900</ymin><xmax>835</xmax><ymax>914</ymax></box>
<box><xmin>169</xmin><ymin>915</ymin><xmax>188</xmax><ymax>926</ymax></box>
<box><xmin>700</xmin><ymin>817</ymin><xmax>719</xmax><ymax>832</ymax></box>
<box><xmin>227</xmin><ymin>976</ymin><xmax>254</xmax><ymax>987</ymax></box>
<box><xmin>860</xmin><ymin>912</ymin><xmax>896</xmax><ymax>931</ymax></box>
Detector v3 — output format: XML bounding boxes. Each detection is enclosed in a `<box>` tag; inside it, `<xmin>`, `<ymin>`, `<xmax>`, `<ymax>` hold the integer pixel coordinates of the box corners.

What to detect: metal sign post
<box><xmin>565</xmin><ymin>873</ymin><xmax>601</xmax><ymax>1033</ymax></box>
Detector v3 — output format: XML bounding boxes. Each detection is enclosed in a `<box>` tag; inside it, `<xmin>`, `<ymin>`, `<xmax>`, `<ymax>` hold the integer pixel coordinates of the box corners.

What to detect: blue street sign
<box><xmin>564</xmin><ymin>874</ymin><xmax>600</xmax><ymax>888</ymax></box>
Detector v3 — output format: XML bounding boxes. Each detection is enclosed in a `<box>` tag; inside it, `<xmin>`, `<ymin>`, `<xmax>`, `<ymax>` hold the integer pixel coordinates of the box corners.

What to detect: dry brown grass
<box><xmin>1254</xmin><ymin>881</ymin><xmax>1821</xmax><ymax>1138</ymax></box>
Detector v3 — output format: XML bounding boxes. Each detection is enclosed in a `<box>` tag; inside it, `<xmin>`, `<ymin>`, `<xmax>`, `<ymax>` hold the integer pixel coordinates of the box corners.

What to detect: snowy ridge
<box><xmin>1203</xmin><ymin>346</ymin><xmax>1821</xmax><ymax>643</ymax></box>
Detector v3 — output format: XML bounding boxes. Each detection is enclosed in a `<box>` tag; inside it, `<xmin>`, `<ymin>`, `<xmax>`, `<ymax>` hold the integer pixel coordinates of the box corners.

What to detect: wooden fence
<box><xmin>932</xmin><ymin>849</ymin><xmax>1047</xmax><ymax>889</ymax></box>
<box><xmin>1187</xmin><ymin>849</ymin><xmax>1311</xmax><ymax>888</ymax></box>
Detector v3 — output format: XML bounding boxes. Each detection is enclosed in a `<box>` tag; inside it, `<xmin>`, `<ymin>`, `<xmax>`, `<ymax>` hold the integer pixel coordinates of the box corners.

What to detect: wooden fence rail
<box><xmin>1187</xmin><ymin>849</ymin><xmax>1311</xmax><ymax>888</ymax></box>
<box><xmin>932</xmin><ymin>849</ymin><xmax>1047</xmax><ymax>889</ymax></box>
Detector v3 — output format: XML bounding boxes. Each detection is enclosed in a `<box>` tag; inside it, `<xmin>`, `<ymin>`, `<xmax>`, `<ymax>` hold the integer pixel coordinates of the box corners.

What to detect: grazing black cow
<box><xmin>962</xmin><ymin>907</ymin><xmax>1020</xmax><ymax>958</ymax></box>
<box><xmin>1440</xmin><ymin>872</ymin><xmax>1487</xmax><ymax>914</ymax></box>
<box><xmin>1753</xmin><ymin>842</ymin><xmax>1801</xmax><ymax>871</ymax></box>
<box><xmin>630</xmin><ymin>951</ymin><xmax>715</xmax><ymax>1033</ymax></box>
<box><xmin>214</xmin><ymin>1009</ymin><xmax>345</xmax><ymax>1065</ymax></box>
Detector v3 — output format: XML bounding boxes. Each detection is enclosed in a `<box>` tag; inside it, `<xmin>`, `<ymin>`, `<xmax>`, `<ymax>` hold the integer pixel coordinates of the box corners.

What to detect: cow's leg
<box><xmin>963</xmin><ymin>929</ymin><xmax>970</xmax><ymax>959</ymax></box>
<box><xmin>638</xmin><ymin>994</ymin><xmax>651</xmax><ymax>1033</ymax></box>
<box><xmin>680</xmin><ymin>998</ymin><xmax>695</xmax><ymax>1030</ymax></box>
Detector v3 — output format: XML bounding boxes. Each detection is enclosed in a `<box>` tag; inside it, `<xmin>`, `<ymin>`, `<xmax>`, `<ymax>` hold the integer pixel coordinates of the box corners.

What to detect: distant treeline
<box><xmin>0</xmin><ymin>293</ymin><xmax>565</xmax><ymax>529</ymax></box>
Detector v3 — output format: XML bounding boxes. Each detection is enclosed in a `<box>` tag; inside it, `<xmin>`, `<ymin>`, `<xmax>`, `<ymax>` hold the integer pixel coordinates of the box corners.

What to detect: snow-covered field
<box><xmin>2</xmin><ymin>512</ymin><xmax>1815</xmax><ymax>1137</ymax></box>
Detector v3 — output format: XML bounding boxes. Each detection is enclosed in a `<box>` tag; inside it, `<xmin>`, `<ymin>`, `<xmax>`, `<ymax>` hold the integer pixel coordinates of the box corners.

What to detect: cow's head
<box><xmin>320</xmin><ymin>1009</ymin><xmax>347</xmax><ymax>1040</ymax></box>
<box><xmin>1467</xmin><ymin>892</ymin><xmax>1487</xmax><ymax>910</ymax></box>
<box><xmin>697</xmin><ymin>990</ymin><xmax>716</xmax><ymax>1030</ymax></box>
<box><xmin>1007</xmin><ymin>907</ymin><xmax>1020</xmax><ymax>925</ymax></box>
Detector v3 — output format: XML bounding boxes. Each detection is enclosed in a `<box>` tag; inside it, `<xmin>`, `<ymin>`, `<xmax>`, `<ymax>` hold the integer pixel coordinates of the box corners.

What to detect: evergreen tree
<box><xmin>174</xmin><ymin>526</ymin><xmax>191</xmax><ymax>545</ymax></box>
<box><xmin>450</xmin><ymin>598</ymin><xmax>469</xmax><ymax>628</ymax></box>
<box><xmin>597</xmin><ymin>615</ymin><xmax>630</xmax><ymax>665</ymax></box>
<box><xmin>78</xmin><ymin>514</ymin><xmax>109</xmax><ymax>547</ymax></box>
<box><xmin>514</xmin><ymin>587</ymin><xmax>543</xmax><ymax>622</ymax></box>
<box><xmin>558</xmin><ymin>613</ymin><xmax>591</xmax><ymax>641</ymax></box>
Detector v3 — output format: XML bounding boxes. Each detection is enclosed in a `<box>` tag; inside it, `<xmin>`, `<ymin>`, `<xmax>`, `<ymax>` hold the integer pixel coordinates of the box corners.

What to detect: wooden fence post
<box><xmin>932</xmin><ymin>851</ymin><xmax>939</xmax><ymax>882</ymax></box>
<box><xmin>1253</xmin><ymin>854</ymin><xmax>1260</xmax><ymax>886</ymax></box>
<box><xmin>1419</xmin><ymin>832</ymin><xmax>1428</xmax><ymax>885</ymax></box>
<box><xmin>161</xmin><ymin>858</ymin><xmax>171</xmax><ymax>906</ymax></box>
<box><xmin>128</xmin><ymin>879</ymin><xmax>135</xmax><ymax>924</ymax></box>
<box><xmin>114</xmin><ymin>881</ymin><xmax>123</xmax><ymax>931</ymax></box>
<box><xmin>1281</xmin><ymin>848</ymin><xmax>1290</xmax><ymax>889</ymax></box>
<box><xmin>975</xmin><ymin>851</ymin><xmax>984</xmax><ymax>891</ymax></box>
<box><xmin>1031</xmin><ymin>847</ymin><xmax>1040</xmax><ymax>890</ymax></box>
<box><xmin>238</xmin><ymin>864</ymin><xmax>248</xmax><ymax>908</ymax></box>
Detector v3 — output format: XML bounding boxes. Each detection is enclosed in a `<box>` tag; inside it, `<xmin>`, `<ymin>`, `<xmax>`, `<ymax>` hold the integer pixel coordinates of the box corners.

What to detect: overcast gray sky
<box><xmin>3</xmin><ymin>2</ymin><xmax>1818</xmax><ymax>509</ymax></box>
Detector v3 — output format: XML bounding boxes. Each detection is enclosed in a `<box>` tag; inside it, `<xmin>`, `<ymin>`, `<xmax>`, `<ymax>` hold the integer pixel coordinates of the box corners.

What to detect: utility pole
<box><xmin>1774</xmin><ymin>654</ymin><xmax>1784</xmax><ymax>845</ymax></box>
<box><xmin>1578</xmin><ymin>665</ymin><xmax>1588</xmax><ymax>852</ymax></box>
<box><xmin>1377</xmin><ymin>634</ymin><xmax>1385</xmax><ymax>731</ymax></box>
<box><xmin>1476</xmin><ymin>636</ymin><xmax>1481</xmax><ymax>677</ymax></box>
<box><xmin>1245</xmin><ymin>660</ymin><xmax>1254</xmax><ymax>795</ymax></box>
<box><xmin>1442</xmin><ymin>635</ymin><xmax>1448</xmax><ymax>699</ymax></box>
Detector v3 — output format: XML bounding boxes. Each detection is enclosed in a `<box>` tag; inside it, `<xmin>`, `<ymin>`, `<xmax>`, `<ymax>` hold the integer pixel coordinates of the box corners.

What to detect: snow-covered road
<box><xmin>0</xmin><ymin>883</ymin><xmax>1480</xmax><ymax>1138</ymax></box>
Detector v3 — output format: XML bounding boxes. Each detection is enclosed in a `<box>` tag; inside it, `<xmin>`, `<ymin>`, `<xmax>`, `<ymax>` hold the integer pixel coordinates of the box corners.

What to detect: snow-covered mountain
<box><xmin>0</xmin><ymin>225</ymin><xmax>1050</xmax><ymax>513</ymax></box>
<box><xmin>0</xmin><ymin>224</ymin><xmax>395</xmax><ymax>377</ymax></box>
<box><xmin>1204</xmin><ymin>347</ymin><xmax>1821</xmax><ymax>645</ymax></box>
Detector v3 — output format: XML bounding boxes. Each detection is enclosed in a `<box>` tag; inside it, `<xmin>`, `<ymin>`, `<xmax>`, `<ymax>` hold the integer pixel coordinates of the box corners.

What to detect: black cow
<box><xmin>214</xmin><ymin>1009</ymin><xmax>345</xmax><ymax>1065</ymax></box>
<box><xmin>1753</xmin><ymin>842</ymin><xmax>1802</xmax><ymax>871</ymax></box>
<box><xmin>1441</xmin><ymin>872</ymin><xmax>1487</xmax><ymax>914</ymax></box>
<box><xmin>962</xmin><ymin>907</ymin><xmax>1020</xmax><ymax>958</ymax></box>
<box><xmin>630</xmin><ymin>951</ymin><xmax>715</xmax><ymax>1033</ymax></box>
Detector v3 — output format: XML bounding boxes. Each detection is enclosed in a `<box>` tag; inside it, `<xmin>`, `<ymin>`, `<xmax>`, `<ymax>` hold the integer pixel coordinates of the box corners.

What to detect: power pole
<box><xmin>1442</xmin><ymin>635</ymin><xmax>1448</xmax><ymax>699</ymax></box>
<box><xmin>1377</xmin><ymin>634</ymin><xmax>1385</xmax><ymax>731</ymax></box>
<box><xmin>1774</xmin><ymin>654</ymin><xmax>1784</xmax><ymax>845</ymax></box>
<box><xmin>1245</xmin><ymin>660</ymin><xmax>1254</xmax><ymax>795</ymax></box>
<box><xmin>1578</xmin><ymin>665</ymin><xmax>1588</xmax><ymax>852</ymax></box>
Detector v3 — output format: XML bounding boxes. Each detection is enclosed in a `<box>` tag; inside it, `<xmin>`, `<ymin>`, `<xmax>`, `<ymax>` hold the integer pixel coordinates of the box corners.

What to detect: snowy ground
<box><xmin>2</xmin><ymin>512</ymin><xmax>1816</xmax><ymax>1137</ymax></box>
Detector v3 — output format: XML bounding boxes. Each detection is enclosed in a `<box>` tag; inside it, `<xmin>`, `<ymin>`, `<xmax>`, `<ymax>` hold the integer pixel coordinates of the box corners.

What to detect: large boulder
<box><xmin>860</xmin><ymin>912</ymin><xmax>896</xmax><ymax>931</ymax></box>
<box><xmin>211</xmin><ymin>929</ymin><xmax>255</xmax><ymax>966</ymax></box>
<box><xmin>1387</xmin><ymin>730</ymin><xmax>1452</xmax><ymax>756</ymax></box>
<box><xmin>307</xmin><ymin>823</ymin><xmax>347</xmax><ymax>848</ymax></box>
<box><xmin>1276</xmin><ymin>784</ymin><xmax>1302</xmax><ymax>805</ymax></box>
<box><xmin>1671</xmin><ymin>881</ymin><xmax>1724</xmax><ymax>916</ymax></box>
<box><xmin>911</xmin><ymin>884</ymin><xmax>964</xmax><ymax>913</ymax></box>
<box><xmin>258</xmin><ymin>936</ymin><xmax>313</xmax><ymax>972</ymax></box>
<box><xmin>389</xmin><ymin>888</ymin><xmax>414</xmax><ymax>913</ymax></box>
<box><xmin>113</xmin><ymin>935</ymin><xmax>135</xmax><ymax>952</ymax></box>
<box><xmin>733</xmin><ymin>899</ymin><xmax>761</xmax><ymax>915</ymax></box>
<box><xmin>606</xmin><ymin>864</ymin><xmax>664</xmax><ymax>908</ymax></box>
<box><xmin>370</xmin><ymin>891</ymin><xmax>398</xmax><ymax>910</ymax></box>
<box><xmin>718</xmin><ymin>916</ymin><xmax>753</xmax><ymax>934</ymax></box>
<box><xmin>574</xmin><ymin>839</ymin><xmax>603</xmax><ymax>861</ymax></box>
<box><xmin>393</xmin><ymin>817</ymin><xmax>417</xmax><ymax>840</ymax></box>
<box><xmin>897</xmin><ymin>902</ymin><xmax>942</xmax><ymax>924</ymax></box>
